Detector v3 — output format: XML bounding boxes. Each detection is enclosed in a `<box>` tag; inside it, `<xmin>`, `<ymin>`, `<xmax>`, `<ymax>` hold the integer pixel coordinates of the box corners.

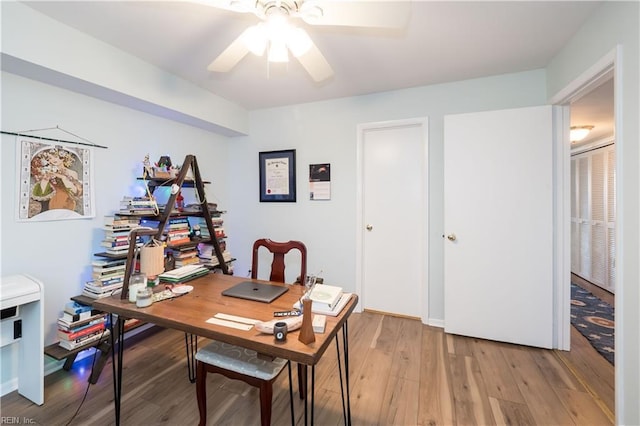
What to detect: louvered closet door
<box><xmin>571</xmin><ymin>160</ymin><xmax>580</xmax><ymax>272</ymax></box>
<box><xmin>578</xmin><ymin>156</ymin><xmax>590</xmax><ymax>278</ymax></box>
<box><xmin>606</xmin><ymin>149</ymin><xmax>616</xmax><ymax>292</ymax></box>
<box><xmin>590</xmin><ymin>151</ymin><xmax>607</xmax><ymax>286</ymax></box>
<box><xmin>570</xmin><ymin>144</ymin><xmax>616</xmax><ymax>293</ymax></box>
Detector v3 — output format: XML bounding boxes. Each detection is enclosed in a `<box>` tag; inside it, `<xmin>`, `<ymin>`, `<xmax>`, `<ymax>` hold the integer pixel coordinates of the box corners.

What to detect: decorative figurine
<box><xmin>143</xmin><ymin>154</ymin><xmax>153</xmax><ymax>177</ymax></box>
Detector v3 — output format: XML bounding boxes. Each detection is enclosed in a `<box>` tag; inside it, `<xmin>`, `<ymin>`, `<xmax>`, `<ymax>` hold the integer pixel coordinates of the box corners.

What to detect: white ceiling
<box><xmin>21</xmin><ymin>1</ymin><xmax>614</xmax><ymax>143</ymax></box>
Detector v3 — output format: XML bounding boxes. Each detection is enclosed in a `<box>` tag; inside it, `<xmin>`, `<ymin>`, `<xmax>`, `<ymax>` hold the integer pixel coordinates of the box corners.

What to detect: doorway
<box><xmin>550</xmin><ymin>48</ymin><xmax>620</xmax><ymax>419</ymax></box>
<box><xmin>356</xmin><ymin>118</ymin><xmax>428</xmax><ymax>321</ymax></box>
<box><xmin>569</xmin><ymin>77</ymin><xmax>616</xmax><ymax>295</ymax></box>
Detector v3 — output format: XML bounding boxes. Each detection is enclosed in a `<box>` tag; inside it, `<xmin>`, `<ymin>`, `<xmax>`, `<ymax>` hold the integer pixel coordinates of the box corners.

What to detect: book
<box><xmin>82</xmin><ymin>286</ymin><xmax>122</xmax><ymax>299</ymax></box>
<box><xmin>101</xmin><ymin>240</ymin><xmax>131</xmax><ymax>248</ymax></box>
<box><xmin>58</xmin><ymin>322</ymin><xmax>105</xmax><ymax>341</ymax></box>
<box><xmin>84</xmin><ymin>280</ymin><xmax>124</xmax><ymax>293</ymax></box>
<box><xmin>309</xmin><ymin>284</ymin><xmax>343</xmax><ymax>309</ymax></box>
<box><xmin>61</xmin><ymin>310</ymin><xmax>92</xmax><ymax>323</ymax></box>
<box><xmin>293</xmin><ymin>293</ymin><xmax>352</xmax><ymax>317</ymax></box>
<box><xmin>64</xmin><ymin>301</ymin><xmax>92</xmax><ymax>315</ymax></box>
<box><xmin>92</xmin><ymin>258</ymin><xmax>127</xmax><ymax>268</ymax></box>
<box><xmin>104</xmin><ymin>215</ymin><xmax>140</xmax><ymax>226</ymax></box>
<box><xmin>57</xmin><ymin>312</ymin><xmax>107</xmax><ymax>331</ymax></box>
<box><xmin>92</xmin><ymin>264</ymin><xmax>126</xmax><ymax>275</ymax></box>
<box><xmin>58</xmin><ymin>329</ymin><xmax>110</xmax><ymax>350</ymax></box>
<box><xmin>88</xmin><ymin>276</ymin><xmax>124</xmax><ymax>288</ymax></box>
<box><xmin>159</xmin><ymin>264</ymin><xmax>209</xmax><ymax>283</ymax></box>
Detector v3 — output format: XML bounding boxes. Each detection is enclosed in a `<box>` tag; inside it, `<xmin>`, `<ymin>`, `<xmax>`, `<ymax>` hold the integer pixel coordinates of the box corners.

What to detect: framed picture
<box><xmin>259</xmin><ymin>149</ymin><xmax>296</xmax><ymax>202</ymax></box>
<box><xmin>16</xmin><ymin>137</ymin><xmax>95</xmax><ymax>222</ymax></box>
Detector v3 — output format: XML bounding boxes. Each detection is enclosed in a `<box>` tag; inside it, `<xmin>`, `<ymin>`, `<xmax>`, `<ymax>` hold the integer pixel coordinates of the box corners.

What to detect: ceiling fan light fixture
<box><xmin>268</xmin><ymin>40</ymin><xmax>289</xmax><ymax>62</ymax></box>
<box><xmin>570</xmin><ymin>125</ymin><xmax>594</xmax><ymax>143</ymax></box>
<box><xmin>265</xmin><ymin>9</ymin><xmax>290</xmax><ymax>40</ymax></box>
<box><xmin>242</xmin><ymin>24</ymin><xmax>267</xmax><ymax>56</ymax></box>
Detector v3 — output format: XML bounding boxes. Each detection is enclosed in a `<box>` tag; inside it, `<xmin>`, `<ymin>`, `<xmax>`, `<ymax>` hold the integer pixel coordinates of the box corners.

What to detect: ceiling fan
<box><xmin>199</xmin><ymin>0</ymin><xmax>411</xmax><ymax>82</ymax></box>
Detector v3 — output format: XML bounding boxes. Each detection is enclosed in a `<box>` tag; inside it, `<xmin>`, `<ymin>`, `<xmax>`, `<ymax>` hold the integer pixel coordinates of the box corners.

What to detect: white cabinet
<box><xmin>0</xmin><ymin>274</ymin><xmax>44</xmax><ymax>404</ymax></box>
<box><xmin>571</xmin><ymin>144</ymin><xmax>616</xmax><ymax>293</ymax></box>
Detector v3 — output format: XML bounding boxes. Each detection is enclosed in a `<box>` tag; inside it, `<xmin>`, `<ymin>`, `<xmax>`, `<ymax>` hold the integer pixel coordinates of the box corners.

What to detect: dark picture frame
<box><xmin>259</xmin><ymin>149</ymin><xmax>296</xmax><ymax>202</ymax></box>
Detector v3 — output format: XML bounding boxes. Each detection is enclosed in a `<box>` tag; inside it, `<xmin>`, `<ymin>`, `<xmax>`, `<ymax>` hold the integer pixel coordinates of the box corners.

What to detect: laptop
<box><xmin>221</xmin><ymin>281</ymin><xmax>289</xmax><ymax>303</ymax></box>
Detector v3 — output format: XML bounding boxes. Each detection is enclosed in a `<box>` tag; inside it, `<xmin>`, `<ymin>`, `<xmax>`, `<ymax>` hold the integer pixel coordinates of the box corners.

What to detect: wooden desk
<box><xmin>93</xmin><ymin>273</ymin><xmax>357</xmax><ymax>425</ymax></box>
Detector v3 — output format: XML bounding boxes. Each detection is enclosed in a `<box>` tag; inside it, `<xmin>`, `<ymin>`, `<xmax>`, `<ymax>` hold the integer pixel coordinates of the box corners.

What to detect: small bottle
<box><xmin>176</xmin><ymin>191</ymin><xmax>184</xmax><ymax>212</ymax></box>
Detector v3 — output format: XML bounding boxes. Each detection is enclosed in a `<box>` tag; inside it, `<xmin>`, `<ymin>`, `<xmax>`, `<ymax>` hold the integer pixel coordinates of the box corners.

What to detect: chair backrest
<box><xmin>251</xmin><ymin>239</ymin><xmax>307</xmax><ymax>284</ymax></box>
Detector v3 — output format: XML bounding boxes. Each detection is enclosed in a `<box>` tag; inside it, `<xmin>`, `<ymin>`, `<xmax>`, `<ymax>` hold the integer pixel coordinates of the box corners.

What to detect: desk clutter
<box><xmin>293</xmin><ymin>283</ymin><xmax>351</xmax><ymax>317</ymax></box>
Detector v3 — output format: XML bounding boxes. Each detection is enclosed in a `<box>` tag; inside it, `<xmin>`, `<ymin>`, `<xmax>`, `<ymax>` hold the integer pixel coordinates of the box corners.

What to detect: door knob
<box><xmin>366</xmin><ymin>224</ymin><xmax>373</xmax><ymax>231</ymax></box>
<box><xmin>447</xmin><ymin>234</ymin><xmax>456</xmax><ymax>241</ymax></box>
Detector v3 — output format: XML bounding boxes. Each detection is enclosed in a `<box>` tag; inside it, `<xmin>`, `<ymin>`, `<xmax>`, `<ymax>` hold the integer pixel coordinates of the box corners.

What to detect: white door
<box><xmin>358</xmin><ymin>119</ymin><xmax>428</xmax><ymax>319</ymax></box>
<box><xmin>444</xmin><ymin>106</ymin><xmax>554</xmax><ymax>348</ymax></box>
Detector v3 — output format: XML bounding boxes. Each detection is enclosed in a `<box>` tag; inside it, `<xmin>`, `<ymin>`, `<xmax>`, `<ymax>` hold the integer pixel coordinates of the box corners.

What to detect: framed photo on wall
<box><xmin>259</xmin><ymin>149</ymin><xmax>296</xmax><ymax>202</ymax></box>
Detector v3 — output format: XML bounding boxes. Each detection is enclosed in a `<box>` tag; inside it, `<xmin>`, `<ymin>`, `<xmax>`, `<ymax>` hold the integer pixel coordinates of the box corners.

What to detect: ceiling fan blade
<box><xmin>207</xmin><ymin>32</ymin><xmax>250</xmax><ymax>72</ymax></box>
<box><xmin>294</xmin><ymin>42</ymin><xmax>333</xmax><ymax>82</ymax></box>
<box><xmin>192</xmin><ymin>0</ymin><xmax>254</xmax><ymax>13</ymax></box>
<box><xmin>300</xmin><ymin>0</ymin><xmax>411</xmax><ymax>29</ymax></box>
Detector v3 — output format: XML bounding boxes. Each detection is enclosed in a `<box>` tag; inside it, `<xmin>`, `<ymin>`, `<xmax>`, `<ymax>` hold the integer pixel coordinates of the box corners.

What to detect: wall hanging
<box><xmin>14</xmin><ymin>130</ymin><xmax>96</xmax><ymax>221</ymax></box>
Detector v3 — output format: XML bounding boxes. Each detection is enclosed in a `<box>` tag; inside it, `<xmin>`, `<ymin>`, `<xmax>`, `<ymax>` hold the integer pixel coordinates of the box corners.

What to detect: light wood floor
<box><xmin>2</xmin><ymin>311</ymin><xmax>614</xmax><ymax>425</ymax></box>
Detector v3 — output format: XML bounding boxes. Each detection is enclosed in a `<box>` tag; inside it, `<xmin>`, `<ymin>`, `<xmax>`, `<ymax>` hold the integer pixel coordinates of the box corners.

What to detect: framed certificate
<box><xmin>259</xmin><ymin>149</ymin><xmax>296</xmax><ymax>202</ymax></box>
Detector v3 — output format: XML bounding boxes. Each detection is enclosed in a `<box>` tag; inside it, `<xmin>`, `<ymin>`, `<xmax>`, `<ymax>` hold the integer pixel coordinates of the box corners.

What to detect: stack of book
<box><xmin>196</xmin><ymin>243</ymin><xmax>232</xmax><ymax>267</ymax></box>
<box><xmin>159</xmin><ymin>264</ymin><xmax>209</xmax><ymax>284</ymax></box>
<box><xmin>101</xmin><ymin>215</ymin><xmax>143</xmax><ymax>255</ymax></box>
<box><xmin>299</xmin><ymin>284</ymin><xmax>351</xmax><ymax>316</ymax></box>
<box><xmin>83</xmin><ymin>258</ymin><xmax>126</xmax><ymax>298</ymax></box>
<box><xmin>119</xmin><ymin>196</ymin><xmax>158</xmax><ymax>215</ymax></box>
<box><xmin>57</xmin><ymin>302</ymin><xmax>109</xmax><ymax>350</ymax></box>
<box><xmin>104</xmin><ymin>215</ymin><xmax>140</xmax><ymax>231</ymax></box>
<box><xmin>170</xmin><ymin>246</ymin><xmax>200</xmax><ymax>267</ymax></box>
<box><xmin>166</xmin><ymin>216</ymin><xmax>191</xmax><ymax>246</ymax></box>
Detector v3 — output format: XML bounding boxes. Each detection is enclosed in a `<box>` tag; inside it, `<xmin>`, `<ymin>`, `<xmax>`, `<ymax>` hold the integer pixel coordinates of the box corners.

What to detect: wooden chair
<box><xmin>251</xmin><ymin>239</ymin><xmax>307</xmax><ymax>285</ymax></box>
<box><xmin>251</xmin><ymin>239</ymin><xmax>309</xmax><ymax>400</ymax></box>
<box><xmin>195</xmin><ymin>239</ymin><xmax>307</xmax><ymax>426</ymax></box>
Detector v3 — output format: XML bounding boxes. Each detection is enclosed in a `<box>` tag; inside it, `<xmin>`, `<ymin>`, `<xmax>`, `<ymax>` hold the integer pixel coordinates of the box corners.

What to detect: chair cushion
<box><xmin>195</xmin><ymin>341</ymin><xmax>288</xmax><ymax>381</ymax></box>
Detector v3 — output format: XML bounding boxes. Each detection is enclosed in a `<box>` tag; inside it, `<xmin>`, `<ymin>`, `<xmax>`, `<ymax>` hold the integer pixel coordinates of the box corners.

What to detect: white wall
<box><xmin>0</xmin><ymin>72</ymin><xmax>231</xmax><ymax>393</ymax></box>
<box><xmin>226</xmin><ymin>69</ymin><xmax>547</xmax><ymax>322</ymax></box>
<box><xmin>547</xmin><ymin>2</ymin><xmax>639</xmax><ymax>424</ymax></box>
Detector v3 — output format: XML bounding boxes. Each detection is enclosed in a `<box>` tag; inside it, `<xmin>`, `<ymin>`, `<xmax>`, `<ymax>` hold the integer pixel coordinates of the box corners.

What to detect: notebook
<box><xmin>221</xmin><ymin>281</ymin><xmax>289</xmax><ymax>303</ymax></box>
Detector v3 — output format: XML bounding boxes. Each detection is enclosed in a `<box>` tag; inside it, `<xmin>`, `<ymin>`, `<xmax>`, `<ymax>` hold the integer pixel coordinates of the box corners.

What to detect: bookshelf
<box><xmin>120</xmin><ymin>154</ymin><xmax>232</xmax><ymax>299</ymax></box>
<box><xmin>44</xmin><ymin>155</ymin><xmax>231</xmax><ymax>382</ymax></box>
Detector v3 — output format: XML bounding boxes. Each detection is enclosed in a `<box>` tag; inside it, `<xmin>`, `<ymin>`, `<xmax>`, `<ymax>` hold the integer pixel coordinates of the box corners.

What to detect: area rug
<box><xmin>571</xmin><ymin>283</ymin><xmax>615</xmax><ymax>365</ymax></box>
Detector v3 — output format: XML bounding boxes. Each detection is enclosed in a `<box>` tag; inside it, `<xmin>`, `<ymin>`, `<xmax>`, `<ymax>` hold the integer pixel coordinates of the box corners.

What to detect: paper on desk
<box><xmin>214</xmin><ymin>313</ymin><xmax>260</xmax><ymax>325</ymax></box>
<box><xmin>206</xmin><ymin>317</ymin><xmax>253</xmax><ymax>331</ymax></box>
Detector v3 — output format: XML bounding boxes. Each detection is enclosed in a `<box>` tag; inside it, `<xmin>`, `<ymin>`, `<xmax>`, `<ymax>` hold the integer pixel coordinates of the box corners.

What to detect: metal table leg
<box><xmin>109</xmin><ymin>314</ymin><xmax>126</xmax><ymax>426</ymax></box>
<box><xmin>335</xmin><ymin>321</ymin><xmax>352</xmax><ymax>425</ymax></box>
<box><xmin>184</xmin><ymin>333</ymin><xmax>198</xmax><ymax>383</ymax></box>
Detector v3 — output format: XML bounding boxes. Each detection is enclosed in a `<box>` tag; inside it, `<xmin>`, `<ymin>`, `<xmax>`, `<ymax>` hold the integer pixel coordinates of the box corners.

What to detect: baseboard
<box><xmin>428</xmin><ymin>318</ymin><xmax>444</xmax><ymax>328</ymax></box>
<box><xmin>0</xmin><ymin>378</ymin><xmax>18</xmax><ymax>398</ymax></box>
